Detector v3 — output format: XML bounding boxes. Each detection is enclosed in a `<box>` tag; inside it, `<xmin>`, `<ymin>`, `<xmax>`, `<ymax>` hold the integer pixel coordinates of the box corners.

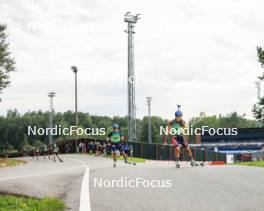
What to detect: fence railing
<box><xmin>56</xmin><ymin>138</ymin><xmax>226</xmax><ymax>162</ymax></box>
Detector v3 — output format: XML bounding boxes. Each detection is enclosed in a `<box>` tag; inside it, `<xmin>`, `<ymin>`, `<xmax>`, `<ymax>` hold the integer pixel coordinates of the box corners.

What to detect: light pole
<box><xmin>146</xmin><ymin>96</ymin><xmax>152</xmax><ymax>144</ymax></box>
<box><xmin>255</xmin><ymin>81</ymin><xmax>262</xmax><ymax>127</ymax></box>
<box><xmin>71</xmin><ymin>66</ymin><xmax>78</xmax><ymax>151</ymax></box>
<box><xmin>124</xmin><ymin>12</ymin><xmax>140</xmax><ymax>142</ymax></box>
<box><xmin>48</xmin><ymin>92</ymin><xmax>55</xmax><ymax>145</ymax></box>
<box><xmin>255</xmin><ymin>81</ymin><xmax>261</xmax><ymax>103</ymax></box>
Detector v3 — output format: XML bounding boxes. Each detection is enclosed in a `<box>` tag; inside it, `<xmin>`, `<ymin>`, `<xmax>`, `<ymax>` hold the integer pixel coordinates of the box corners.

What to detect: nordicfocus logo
<box><xmin>27</xmin><ymin>125</ymin><xmax>106</xmax><ymax>136</ymax></box>
<box><xmin>160</xmin><ymin>125</ymin><xmax>238</xmax><ymax>136</ymax></box>
<box><xmin>94</xmin><ymin>177</ymin><xmax>172</xmax><ymax>189</ymax></box>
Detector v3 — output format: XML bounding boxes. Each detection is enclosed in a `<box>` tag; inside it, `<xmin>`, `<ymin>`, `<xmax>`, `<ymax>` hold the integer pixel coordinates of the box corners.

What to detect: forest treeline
<box><xmin>0</xmin><ymin>109</ymin><xmax>256</xmax><ymax>152</ymax></box>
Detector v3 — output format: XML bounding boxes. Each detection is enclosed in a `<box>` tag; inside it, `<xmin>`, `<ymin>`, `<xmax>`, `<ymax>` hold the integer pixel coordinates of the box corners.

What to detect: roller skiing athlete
<box><xmin>53</xmin><ymin>144</ymin><xmax>64</xmax><ymax>163</ymax></box>
<box><xmin>107</xmin><ymin>123</ymin><xmax>129</xmax><ymax>167</ymax></box>
<box><xmin>36</xmin><ymin>147</ymin><xmax>40</xmax><ymax>161</ymax></box>
<box><xmin>164</xmin><ymin>105</ymin><xmax>197</xmax><ymax>168</ymax></box>
<box><xmin>43</xmin><ymin>144</ymin><xmax>50</xmax><ymax>160</ymax></box>
<box><xmin>31</xmin><ymin>148</ymin><xmax>36</xmax><ymax>159</ymax></box>
<box><xmin>123</xmin><ymin>142</ymin><xmax>136</xmax><ymax>165</ymax></box>
<box><xmin>105</xmin><ymin>140</ymin><xmax>112</xmax><ymax>158</ymax></box>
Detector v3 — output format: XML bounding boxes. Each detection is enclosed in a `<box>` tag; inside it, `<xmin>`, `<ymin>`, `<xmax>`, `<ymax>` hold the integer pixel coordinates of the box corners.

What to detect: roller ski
<box><xmin>113</xmin><ymin>159</ymin><xmax>117</xmax><ymax>168</ymax></box>
<box><xmin>175</xmin><ymin>159</ymin><xmax>180</xmax><ymax>168</ymax></box>
<box><xmin>124</xmin><ymin>157</ymin><xmax>136</xmax><ymax>165</ymax></box>
<box><xmin>190</xmin><ymin>159</ymin><xmax>204</xmax><ymax>167</ymax></box>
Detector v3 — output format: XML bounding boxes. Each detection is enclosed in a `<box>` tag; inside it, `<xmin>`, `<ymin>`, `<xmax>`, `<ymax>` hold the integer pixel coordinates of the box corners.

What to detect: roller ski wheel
<box><xmin>190</xmin><ymin>160</ymin><xmax>199</xmax><ymax>167</ymax></box>
<box><xmin>113</xmin><ymin>163</ymin><xmax>116</xmax><ymax>168</ymax></box>
<box><xmin>175</xmin><ymin>163</ymin><xmax>180</xmax><ymax>168</ymax></box>
<box><xmin>191</xmin><ymin>160</ymin><xmax>204</xmax><ymax>167</ymax></box>
<box><xmin>125</xmin><ymin>160</ymin><xmax>136</xmax><ymax>166</ymax></box>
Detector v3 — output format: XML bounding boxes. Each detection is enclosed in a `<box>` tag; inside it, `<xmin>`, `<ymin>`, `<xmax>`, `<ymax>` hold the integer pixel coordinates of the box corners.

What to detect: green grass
<box><xmin>0</xmin><ymin>195</ymin><xmax>65</xmax><ymax>211</ymax></box>
<box><xmin>0</xmin><ymin>158</ymin><xmax>26</xmax><ymax>168</ymax></box>
<box><xmin>236</xmin><ymin>160</ymin><xmax>264</xmax><ymax>167</ymax></box>
<box><xmin>79</xmin><ymin>152</ymin><xmax>146</xmax><ymax>163</ymax></box>
<box><xmin>117</xmin><ymin>156</ymin><xmax>146</xmax><ymax>163</ymax></box>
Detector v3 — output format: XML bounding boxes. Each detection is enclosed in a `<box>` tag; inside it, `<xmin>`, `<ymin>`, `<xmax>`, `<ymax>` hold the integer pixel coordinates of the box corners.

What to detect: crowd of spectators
<box><xmin>77</xmin><ymin>141</ymin><xmax>134</xmax><ymax>158</ymax></box>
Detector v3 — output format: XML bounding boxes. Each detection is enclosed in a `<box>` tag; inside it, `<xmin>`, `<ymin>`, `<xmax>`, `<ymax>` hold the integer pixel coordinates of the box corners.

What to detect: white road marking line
<box><xmin>0</xmin><ymin>165</ymin><xmax>85</xmax><ymax>182</ymax></box>
<box><xmin>79</xmin><ymin>166</ymin><xmax>91</xmax><ymax>211</ymax></box>
<box><xmin>0</xmin><ymin>155</ymin><xmax>92</xmax><ymax>211</ymax></box>
<box><xmin>62</xmin><ymin>157</ymin><xmax>91</xmax><ymax>211</ymax></box>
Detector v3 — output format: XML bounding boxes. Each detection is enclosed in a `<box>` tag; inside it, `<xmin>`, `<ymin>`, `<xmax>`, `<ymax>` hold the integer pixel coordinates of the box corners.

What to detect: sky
<box><xmin>0</xmin><ymin>0</ymin><xmax>263</xmax><ymax>120</ymax></box>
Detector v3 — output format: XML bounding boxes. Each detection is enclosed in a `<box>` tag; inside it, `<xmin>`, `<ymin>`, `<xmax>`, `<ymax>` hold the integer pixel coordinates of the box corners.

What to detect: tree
<box><xmin>0</xmin><ymin>23</ymin><xmax>16</xmax><ymax>101</ymax></box>
<box><xmin>257</xmin><ymin>46</ymin><xmax>264</xmax><ymax>68</ymax></box>
<box><xmin>253</xmin><ymin>46</ymin><xmax>264</xmax><ymax>125</ymax></box>
<box><xmin>139</xmin><ymin>116</ymin><xmax>167</xmax><ymax>143</ymax></box>
<box><xmin>189</xmin><ymin>112</ymin><xmax>255</xmax><ymax>129</ymax></box>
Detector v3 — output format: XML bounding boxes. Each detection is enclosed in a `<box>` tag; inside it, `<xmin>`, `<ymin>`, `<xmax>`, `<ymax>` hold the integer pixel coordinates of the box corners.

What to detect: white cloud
<box><xmin>0</xmin><ymin>0</ymin><xmax>263</xmax><ymax>121</ymax></box>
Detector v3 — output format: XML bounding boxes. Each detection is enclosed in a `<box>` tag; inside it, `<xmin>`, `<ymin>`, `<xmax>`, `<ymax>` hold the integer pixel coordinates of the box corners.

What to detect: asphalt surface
<box><xmin>0</xmin><ymin>154</ymin><xmax>263</xmax><ymax>211</ymax></box>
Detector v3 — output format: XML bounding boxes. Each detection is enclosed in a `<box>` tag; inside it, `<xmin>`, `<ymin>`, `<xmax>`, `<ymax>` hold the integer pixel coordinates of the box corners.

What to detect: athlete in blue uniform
<box><xmin>107</xmin><ymin>123</ymin><xmax>127</xmax><ymax>167</ymax></box>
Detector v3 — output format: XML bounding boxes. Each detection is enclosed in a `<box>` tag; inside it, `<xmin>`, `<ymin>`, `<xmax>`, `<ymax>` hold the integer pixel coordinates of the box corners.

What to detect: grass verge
<box><xmin>80</xmin><ymin>153</ymin><xmax>146</xmax><ymax>163</ymax></box>
<box><xmin>117</xmin><ymin>156</ymin><xmax>146</xmax><ymax>163</ymax></box>
<box><xmin>0</xmin><ymin>195</ymin><xmax>65</xmax><ymax>211</ymax></box>
<box><xmin>0</xmin><ymin>158</ymin><xmax>26</xmax><ymax>168</ymax></box>
<box><xmin>236</xmin><ymin>161</ymin><xmax>264</xmax><ymax>167</ymax></box>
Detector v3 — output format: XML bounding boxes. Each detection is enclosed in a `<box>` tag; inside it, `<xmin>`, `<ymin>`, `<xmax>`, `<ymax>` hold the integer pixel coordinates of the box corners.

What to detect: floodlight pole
<box><xmin>255</xmin><ymin>81</ymin><xmax>261</xmax><ymax>103</ymax></box>
<box><xmin>71</xmin><ymin>66</ymin><xmax>79</xmax><ymax>152</ymax></box>
<box><xmin>146</xmin><ymin>97</ymin><xmax>152</xmax><ymax>144</ymax></box>
<box><xmin>48</xmin><ymin>92</ymin><xmax>56</xmax><ymax>145</ymax></box>
<box><xmin>255</xmin><ymin>81</ymin><xmax>262</xmax><ymax>127</ymax></box>
<box><xmin>124</xmin><ymin>12</ymin><xmax>140</xmax><ymax>142</ymax></box>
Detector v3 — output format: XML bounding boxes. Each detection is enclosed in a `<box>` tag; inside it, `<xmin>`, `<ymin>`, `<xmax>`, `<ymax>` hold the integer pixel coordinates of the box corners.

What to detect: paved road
<box><xmin>0</xmin><ymin>154</ymin><xmax>263</xmax><ymax>211</ymax></box>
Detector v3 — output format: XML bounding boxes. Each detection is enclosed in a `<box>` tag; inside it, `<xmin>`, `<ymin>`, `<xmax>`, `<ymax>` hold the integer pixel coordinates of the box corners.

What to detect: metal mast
<box><xmin>48</xmin><ymin>92</ymin><xmax>55</xmax><ymax>145</ymax></box>
<box><xmin>255</xmin><ymin>81</ymin><xmax>261</xmax><ymax>103</ymax></box>
<box><xmin>71</xmin><ymin>66</ymin><xmax>79</xmax><ymax>129</ymax></box>
<box><xmin>71</xmin><ymin>66</ymin><xmax>79</xmax><ymax>152</ymax></box>
<box><xmin>124</xmin><ymin>12</ymin><xmax>140</xmax><ymax>142</ymax></box>
<box><xmin>146</xmin><ymin>97</ymin><xmax>152</xmax><ymax>144</ymax></box>
<box><xmin>255</xmin><ymin>81</ymin><xmax>262</xmax><ymax>127</ymax></box>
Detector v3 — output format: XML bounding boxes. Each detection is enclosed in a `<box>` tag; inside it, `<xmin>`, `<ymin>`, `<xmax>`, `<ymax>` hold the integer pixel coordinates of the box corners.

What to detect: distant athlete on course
<box><xmin>43</xmin><ymin>144</ymin><xmax>50</xmax><ymax>160</ymax></box>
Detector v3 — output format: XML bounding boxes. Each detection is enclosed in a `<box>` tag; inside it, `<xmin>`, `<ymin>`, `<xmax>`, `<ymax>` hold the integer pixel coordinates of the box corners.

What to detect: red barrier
<box><xmin>209</xmin><ymin>161</ymin><xmax>225</xmax><ymax>165</ymax></box>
